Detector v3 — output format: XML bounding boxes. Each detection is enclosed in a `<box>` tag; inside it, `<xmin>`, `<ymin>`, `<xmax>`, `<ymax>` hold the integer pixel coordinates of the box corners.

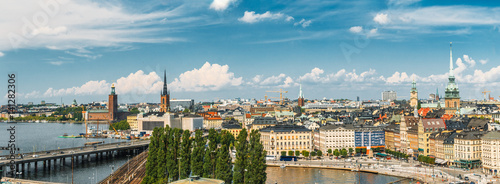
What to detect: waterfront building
<box><xmin>137</xmin><ymin>112</ymin><xmax>203</xmax><ymax>134</ymax></box>
<box><xmin>84</xmin><ymin>84</ymin><xmax>129</xmax><ymax>122</ymax></box>
<box><xmin>453</xmin><ymin>131</ymin><xmax>486</xmax><ymax>169</ymax></box>
<box><xmin>382</xmin><ymin>91</ymin><xmax>397</xmax><ymax>101</ymax></box>
<box><xmin>481</xmin><ymin>131</ymin><xmax>500</xmax><ymax>176</ymax></box>
<box><xmin>160</xmin><ymin>70</ymin><xmax>170</xmax><ymax>112</ymax></box>
<box><xmin>317</xmin><ymin>124</ymin><xmax>355</xmax><ymax>153</ymax></box>
<box><xmin>443</xmin><ymin>132</ymin><xmax>458</xmax><ymax>166</ymax></box>
<box><xmin>444</xmin><ymin>43</ymin><xmax>460</xmax><ymax>115</ymax></box>
<box><xmin>408</xmin><ymin>127</ymin><xmax>419</xmax><ymax>157</ymax></box>
<box><xmin>384</xmin><ymin>123</ymin><xmax>398</xmax><ymax>151</ymax></box>
<box><xmin>400</xmin><ymin>116</ymin><xmax>419</xmax><ymax>153</ymax></box>
<box><xmin>410</xmin><ymin>80</ymin><xmax>418</xmax><ymax>107</ymax></box>
<box><xmin>418</xmin><ymin>118</ymin><xmax>446</xmax><ymax>155</ymax></box>
<box><xmin>355</xmin><ymin>126</ymin><xmax>385</xmax><ymax>154</ymax></box>
<box><xmin>127</xmin><ymin>115</ymin><xmax>138</xmax><ymax>131</ymax></box>
<box><xmin>260</xmin><ymin>125</ymin><xmax>312</xmax><ymax>157</ymax></box>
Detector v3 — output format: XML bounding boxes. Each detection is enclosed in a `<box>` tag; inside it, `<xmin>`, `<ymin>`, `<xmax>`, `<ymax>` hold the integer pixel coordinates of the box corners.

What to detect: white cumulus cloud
<box><xmin>349</xmin><ymin>26</ymin><xmax>363</xmax><ymax>33</ymax></box>
<box><xmin>0</xmin><ymin>52</ymin><xmax>4</xmax><ymax>57</ymax></box>
<box><xmin>239</xmin><ymin>11</ymin><xmax>285</xmax><ymax>23</ymax></box>
<box><xmin>374</xmin><ymin>13</ymin><xmax>390</xmax><ymax>24</ymax></box>
<box><xmin>479</xmin><ymin>59</ymin><xmax>488</xmax><ymax>65</ymax></box>
<box><xmin>169</xmin><ymin>62</ymin><xmax>243</xmax><ymax>92</ymax></box>
<box><xmin>209</xmin><ymin>0</ymin><xmax>237</xmax><ymax>11</ymax></box>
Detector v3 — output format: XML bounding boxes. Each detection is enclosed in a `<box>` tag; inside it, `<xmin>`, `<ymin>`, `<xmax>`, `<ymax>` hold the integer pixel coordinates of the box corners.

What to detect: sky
<box><xmin>1</xmin><ymin>0</ymin><xmax>500</xmax><ymax>104</ymax></box>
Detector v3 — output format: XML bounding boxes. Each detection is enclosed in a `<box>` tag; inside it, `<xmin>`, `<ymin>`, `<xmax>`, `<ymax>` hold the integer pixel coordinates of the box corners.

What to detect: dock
<box><xmin>84</xmin><ymin>141</ymin><xmax>104</xmax><ymax>146</ymax></box>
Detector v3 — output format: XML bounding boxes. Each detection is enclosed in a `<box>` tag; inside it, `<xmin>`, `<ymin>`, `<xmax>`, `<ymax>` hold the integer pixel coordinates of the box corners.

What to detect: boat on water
<box><xmin>58</xmin><ymin>133</ymin><xmax>82</xmax><ymax>138</ymax></box>
<box><xmin>280</xmin><ymin>164</ymin><xmax>286</xmax><ymax>169</ymax></box>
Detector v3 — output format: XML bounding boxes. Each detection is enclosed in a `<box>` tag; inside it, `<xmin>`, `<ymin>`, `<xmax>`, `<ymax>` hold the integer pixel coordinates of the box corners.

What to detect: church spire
<box><xmin>162</xmin><ymin>70</ymin><xmax>168</xmax><ymax>96</ymax></box>
<box><xmin>298</xmin><ymin>83</ymin><xmax>303</xmax><ymax>98</ymax></box>
<box><xmin>449</xmin><ymin>42</ymin><xmax>454</xmax><ymax>76</ymax></box>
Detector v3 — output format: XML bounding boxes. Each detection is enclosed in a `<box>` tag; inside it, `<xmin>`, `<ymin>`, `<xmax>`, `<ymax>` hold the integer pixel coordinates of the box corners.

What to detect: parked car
<box><xmin>464</xmin><ymin>176</ymin><xmax>469</xmax><ymax>181</ymax></box>
<box><xmin>32</xmin><ymin>155</ymin><xmax>39</xmax><ymax>158</ymax></box>
<box><xmin>0</xmin><ymin>157</ymin><xmax>6</xmax><ymax>160</ymax></box>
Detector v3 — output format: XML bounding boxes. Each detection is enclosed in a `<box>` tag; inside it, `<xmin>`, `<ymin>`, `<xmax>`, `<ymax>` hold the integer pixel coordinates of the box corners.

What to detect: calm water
<box><xmin>266</xmin><ymin>167</ymin><xmax>413</xmax><ymax>184</ymax></box>
<box><xmin>0</xmin><ymin>122</ymin><xmax>134</xmax><ymax>184</ymax></box>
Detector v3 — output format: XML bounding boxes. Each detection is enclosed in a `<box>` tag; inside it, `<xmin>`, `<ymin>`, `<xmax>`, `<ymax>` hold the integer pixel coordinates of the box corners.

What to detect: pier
<box><xmin>0</xmin><ymin>140</ymin><xmax>150</xmax><ymax>177</ymax></box>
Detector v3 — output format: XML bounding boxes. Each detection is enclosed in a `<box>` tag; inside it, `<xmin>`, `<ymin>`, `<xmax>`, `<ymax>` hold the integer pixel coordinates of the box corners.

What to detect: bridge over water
<box><xmin>0</xmin><ymin>139</ymin><xmax>150</xmax><ymax>177</ymax></box>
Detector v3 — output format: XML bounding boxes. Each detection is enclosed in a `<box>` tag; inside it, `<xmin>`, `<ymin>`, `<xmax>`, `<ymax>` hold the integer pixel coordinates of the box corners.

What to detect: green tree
<box><xmin>180</xmin><ymin>130</ymin><xmax>192</xmax><ymax>179</ymax></box>
<box><xmin>317</xmin><ymin>150</ymin><xmax>323</xmax><ymax>157</ymax></box>
<box><xmin>295</xmin><ymin>150</ymin><xmax>300</xmax><ymax>157</ymax></box>
<box><xmin>203</xmin><ymin>129</ymin><xmax>218</xmax><ymax>178</ymax></box>
<box><xmin>246</xmin><ymin>130</ymin><xmax>266</xmax><ymax>184</ymax></box>
<box><xmin>130</xmin><ymin>107</ymin><xmax>140</xmax><ymax>114</ymax></box>
<box><xmin>215</xmin><ymin>131</ymin><xmax>233</xmax><ymax>183</ymax></box>
<box><xmin>233</xmin><ymin>129</ymin><xmax>248</xmax><ymax>184</ymax></box>
<box><xmin>281</xmin><ymin>151</ymin><xmax>287</xmax><ymax>156</ymax></box>
<box><xmin>327</xmin><ymin>149</ymin><xmax>332</xmax><ymax>156</ymax></box>
<box><xmin>142</xmin><ymin>127</ymin><xmax>160</xmax><ymax>184</ymax></box>
<box><xmin>311</xmin><ymin>151</ymin><xmax>316</xmax><ymax>157</ymax></box>
<box><xmin>417</xmin><ymin>101</ymin><xmax>421</xmax><ymax>110</ymax></box>
<box><xmin>183</xmin><ymin>108</ymin><xmax>190</xmax><ymax>113</ymax></box>
<box><xmin>191</xmin><ymin>130</ymin><xmax>205</xmax><ymax>176</ymax></box>
<box><xmin>334</xmin><ymin>149</ymin><xmax>340</xmax><ymax>157</ymax></box>
<box><xmin>156</xmin><ymin>131</ymin><xmax>168</xmax><ymax>183</ymax></box>
<box><xmin>348</xmin><ymin>148</ymin><xmax>354</xmax><ymax>155</ymax></box>
<box><xmin>288</xmin><ymin>151</ymin><xmax>294</xmax><ymax>156</ymax></box>
<box><xmin>341</xmin><ymin>148</ymin><xmax>348</xmax><ymax>157</ymax></box>
<box><xmin>302</xmin><ymin>151</ymin><xmax>309</xmax><ymax>158</ymax></box>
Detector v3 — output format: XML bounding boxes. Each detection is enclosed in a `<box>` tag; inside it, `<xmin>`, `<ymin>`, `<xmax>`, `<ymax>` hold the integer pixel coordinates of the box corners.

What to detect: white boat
<box><xmin>280</xmin><ymin>164</ymin><xmax>286</xmax><ymax>169</ymax></box>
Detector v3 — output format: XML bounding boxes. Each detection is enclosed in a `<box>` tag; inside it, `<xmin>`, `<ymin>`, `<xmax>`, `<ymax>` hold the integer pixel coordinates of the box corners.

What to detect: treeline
<box><xmin>142</xmin><ymin>127</ymin><xmax>266</xmax><ymax>184</ymax></box>
<box><xmin>417</xmin><ymin>155</ymin><xmax>435</xmax><ymax>164</ymax></box>
<box><xmin>12</xmin><ymin>107</ymin><xmax>84</xmax><ymax>121</ymax></box>
<box><xmin>386</xmin><ymin>149</ymin><xmax>410</xmax><ymax>160</ymax></box>
<box><xmin>109</xmin><ymin>120</ymin><xmax>130</xmax><ymax>130</ymax></box>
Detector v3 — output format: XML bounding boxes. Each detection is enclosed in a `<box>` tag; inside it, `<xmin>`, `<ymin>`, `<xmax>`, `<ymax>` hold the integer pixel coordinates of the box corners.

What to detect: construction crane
<box><xmin>482</xmin><ymin>89</ymin><xmax>491</xmax><ymax>101</ymax></box>
<box><xmin>266</xmin><ymin>89</ymin><xmax>288</xmax><ymax>105</ymax></box>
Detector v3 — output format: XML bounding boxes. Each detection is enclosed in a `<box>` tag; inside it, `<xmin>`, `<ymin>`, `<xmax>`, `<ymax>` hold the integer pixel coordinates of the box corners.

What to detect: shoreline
<box><xmin>267</xmin><ymin>163</ymin><xmax>432</xmax><ymax>183</ymax></box>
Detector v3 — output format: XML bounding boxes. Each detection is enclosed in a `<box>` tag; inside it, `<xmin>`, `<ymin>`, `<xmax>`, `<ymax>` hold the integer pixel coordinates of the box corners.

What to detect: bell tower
<box><xmin>160</xmin><ymin>70</ymin><xmax>170</xmax><ymax>112</ymax></box>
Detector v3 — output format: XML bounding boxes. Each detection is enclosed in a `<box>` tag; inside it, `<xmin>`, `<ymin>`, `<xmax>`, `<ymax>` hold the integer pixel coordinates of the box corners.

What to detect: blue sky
<box><xmin>1</xmin><ymin>0</ymin><xmax>500</xmax><ymax>104</ymax></box>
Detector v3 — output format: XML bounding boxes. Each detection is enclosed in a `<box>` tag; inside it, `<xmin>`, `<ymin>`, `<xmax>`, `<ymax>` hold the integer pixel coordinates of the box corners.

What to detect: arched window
<box><xmin>454</xmin><ymin>101</ymin><xmax>457</xmax><ymax>107</ymax></box>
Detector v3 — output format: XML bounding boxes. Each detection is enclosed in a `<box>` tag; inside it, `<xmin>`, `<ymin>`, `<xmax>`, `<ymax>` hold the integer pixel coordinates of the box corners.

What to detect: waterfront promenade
<box><xmin>268</xmin><ymin>158</ymin><xmax>499</xmax><ymax>184</ymax></box>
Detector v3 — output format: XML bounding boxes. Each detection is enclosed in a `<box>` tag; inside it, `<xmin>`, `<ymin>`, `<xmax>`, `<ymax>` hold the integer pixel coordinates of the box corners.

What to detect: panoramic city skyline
<box><xmin>2</xmin><ymin>0</ymin><xmax>500</xmax><ymax>104</ymax></box>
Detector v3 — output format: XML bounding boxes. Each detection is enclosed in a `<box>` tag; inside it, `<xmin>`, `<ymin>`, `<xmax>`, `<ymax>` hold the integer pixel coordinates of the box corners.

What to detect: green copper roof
<box><xmin>445</xmin><ymin>42</ymin><xmax>459</xmax><ymax>99</ymax></box>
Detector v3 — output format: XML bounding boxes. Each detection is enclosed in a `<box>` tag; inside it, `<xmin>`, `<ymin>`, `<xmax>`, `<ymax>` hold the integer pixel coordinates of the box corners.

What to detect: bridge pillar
<box><xmin>35</xmin><ymin>161</ymin><xmax>38</xmax><ymax>173</ymax></box>
<box><xmin>27</xmin><ymin>163</ymin><xmax>31</xmax><ymax>174</ymax></box>
<box><xmin>48</xmin><ymin>159</ymin><xmax>51</xmax><ymax>170</ymax></box>
<box><xmin>88</xmin><ymin>154</ymin><xmax>91</xmax><ymax>162</ymax></box>
<box><xmin>43</xmin><ymin>160</ymin><xmax>46</xmax><ymax>170</ymax></box>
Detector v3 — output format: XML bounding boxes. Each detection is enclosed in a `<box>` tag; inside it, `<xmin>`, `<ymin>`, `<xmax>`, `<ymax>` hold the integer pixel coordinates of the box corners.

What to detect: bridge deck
<box><xmin>0</xmin><ymin>140</ymin><xmax>150</xmax><ymax>165</ymax></box>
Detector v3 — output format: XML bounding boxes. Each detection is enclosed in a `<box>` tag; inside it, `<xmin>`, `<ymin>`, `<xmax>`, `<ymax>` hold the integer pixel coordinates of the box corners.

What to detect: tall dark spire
<box><xmin>162</xmin><ymin>70</ymin><xmax>168</xmax><ymax>95</ymax></box>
